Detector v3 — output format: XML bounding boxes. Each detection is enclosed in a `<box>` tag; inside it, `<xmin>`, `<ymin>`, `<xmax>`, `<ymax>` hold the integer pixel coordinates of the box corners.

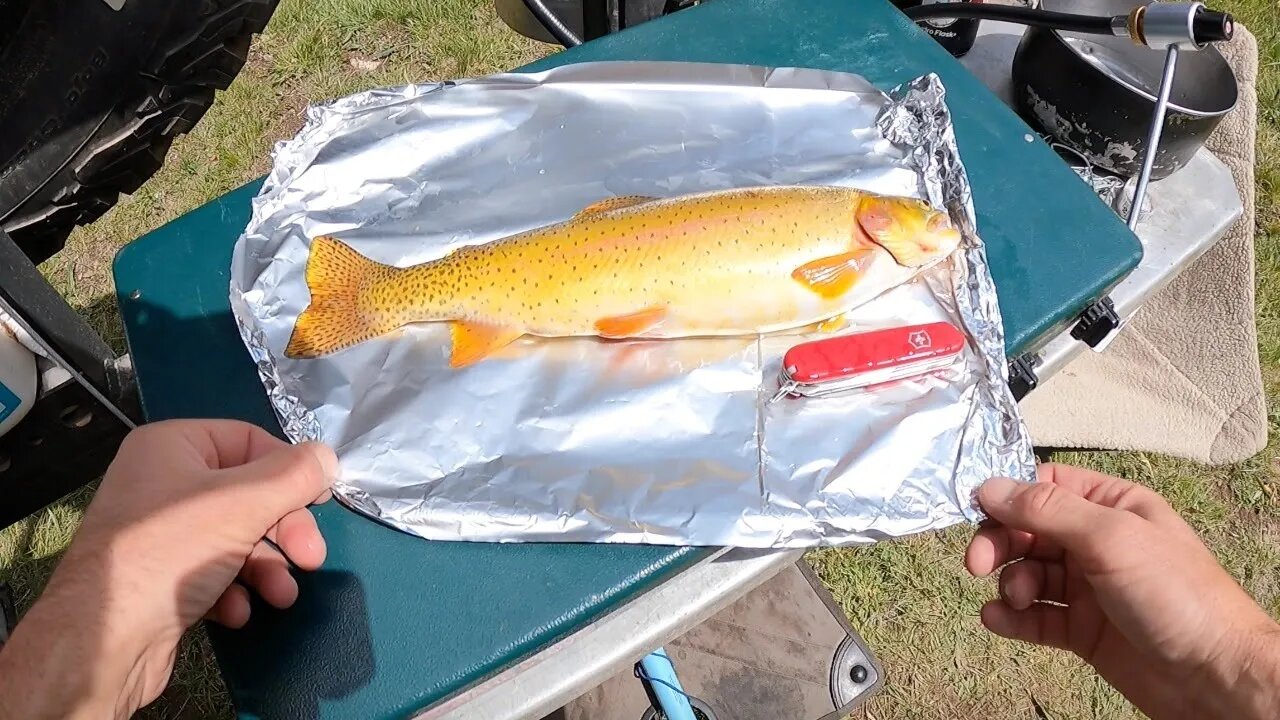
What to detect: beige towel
<box><xmin>1021</xmin><ymin>27</ymin><xmax>1266</xmax><ymax>465</ymax></box>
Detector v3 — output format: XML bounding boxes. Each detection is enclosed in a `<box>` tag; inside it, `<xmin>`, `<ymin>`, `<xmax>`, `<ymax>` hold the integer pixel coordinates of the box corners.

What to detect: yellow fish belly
<box><xmin>284</xmin><ymin>186</ymin><xmax>960</xmax><ymax>366</ymax></box>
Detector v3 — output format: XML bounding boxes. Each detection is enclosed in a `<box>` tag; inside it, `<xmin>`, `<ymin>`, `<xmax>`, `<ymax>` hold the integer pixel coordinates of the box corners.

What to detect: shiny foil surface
<box><xmin>230</xmin><ymin>62</ymin><xmax>1035</xmax><ymax>547</ymax></box>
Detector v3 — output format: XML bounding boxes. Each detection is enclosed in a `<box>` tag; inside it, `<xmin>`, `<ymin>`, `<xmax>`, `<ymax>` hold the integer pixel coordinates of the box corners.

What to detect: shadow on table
<box><xmin>208</xmin><ymin>569</ymin><xmax>375</xmax><ymax>720</ymax></box>
<box><xmin>117</xmin><ymin>288</ymin><xmax>294</xmax><ymax>438</ymax></box>
<box><xmin>119</xmin><ymin>294</ymin><xmax>377</xmax><ymax>718</ymax></box>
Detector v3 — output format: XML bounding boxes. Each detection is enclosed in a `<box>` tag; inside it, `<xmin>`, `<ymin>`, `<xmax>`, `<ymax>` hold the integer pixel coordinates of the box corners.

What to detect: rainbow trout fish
<box><xmin>284</xmin><ymin>186</ymin><xmax>961</xmax><ymax>367</ymax></box>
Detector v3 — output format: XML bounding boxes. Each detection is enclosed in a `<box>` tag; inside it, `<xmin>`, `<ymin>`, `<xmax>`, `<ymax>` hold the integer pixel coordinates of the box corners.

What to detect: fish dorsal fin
<box><xmin>575</xmin><ymin>195</ymin><xmax>659</xmax><ymax>218</ymax></box>
<box><xmin>449</xmin><ymin>321</ymin><xmax>521</xmax><ymax>368</ymax></box>
<box><xmin>791</xmin><ymin>249</ymin><xmax>875</xmax><ymax>299</ymax></box>
<box><xmin>594</xmin><ymin>306</ymin><xmax>667</xmax><ymax>338</ymax></box>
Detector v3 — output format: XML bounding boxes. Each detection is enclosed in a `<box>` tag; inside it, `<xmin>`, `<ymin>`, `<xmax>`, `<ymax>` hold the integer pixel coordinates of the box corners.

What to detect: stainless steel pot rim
<box><xmin>1050</xmin><ymin>28</ymin><xmax>1238</xmax><ymax>118</ymax></box>
<box><xmin>1033</xmin><ymin>0</ymin><xmax>1239</xmax><ymax>118</ymax></box>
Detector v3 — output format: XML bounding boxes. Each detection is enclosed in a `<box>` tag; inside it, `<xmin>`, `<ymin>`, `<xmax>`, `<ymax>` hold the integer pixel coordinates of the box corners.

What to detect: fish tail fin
<box><xmin>285</xmin><ymin>236</ymin><xmax>404</xmax><ymax>359</ymax></box>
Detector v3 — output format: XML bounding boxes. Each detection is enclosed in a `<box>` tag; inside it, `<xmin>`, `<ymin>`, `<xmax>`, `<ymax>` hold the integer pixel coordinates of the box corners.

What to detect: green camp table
<box><xmin>114</xmin><ymin>0</ymin><xmax>1140</xmax><ymax>717</ymax></box>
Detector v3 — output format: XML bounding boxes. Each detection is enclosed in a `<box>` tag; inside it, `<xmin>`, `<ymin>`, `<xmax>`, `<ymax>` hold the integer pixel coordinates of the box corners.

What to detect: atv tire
<box><xmin>0</xmin><ymin>0</ymin><xmax>280</xmax><ymax>264</ymax></box>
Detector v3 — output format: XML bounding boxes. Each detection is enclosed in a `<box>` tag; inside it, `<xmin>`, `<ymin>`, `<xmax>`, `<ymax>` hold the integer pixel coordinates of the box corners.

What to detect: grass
<box><xmin>2</xmin><ymin>0</ymin><xmax>1277</xmax><ymax>718</ymax></box>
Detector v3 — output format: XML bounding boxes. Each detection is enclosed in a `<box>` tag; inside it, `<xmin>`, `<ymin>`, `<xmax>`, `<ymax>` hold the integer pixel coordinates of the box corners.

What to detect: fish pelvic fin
<box><xmin>449</xmin><ymin>321</ymin><xmax>522</xmax><ymax>368</ymax></box>
<box><xmin>815</xmin><ymin>315</ymin><xmax>846</xmax><ymax>333</ymax></box>
<box><xmin>285</xmin><ymin>236</ymin><xmax>404</xmax><ymax>359</ymax></box>
<box><xmin>595</xmin><ymin>306</ymin><xmax>667</xmax><ymax>338</ymax></box>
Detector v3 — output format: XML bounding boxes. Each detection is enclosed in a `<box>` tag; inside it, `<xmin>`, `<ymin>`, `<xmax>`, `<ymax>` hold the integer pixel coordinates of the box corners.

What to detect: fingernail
<box><xmin>982</xmin><ymin>476</ymin><xmax>1019</xmax><ymax>504</ymax></box>
<box><xmin>1000</xmin><ymin>577</ymin><xmax>1030</xmax><ymax>611</ymax></box>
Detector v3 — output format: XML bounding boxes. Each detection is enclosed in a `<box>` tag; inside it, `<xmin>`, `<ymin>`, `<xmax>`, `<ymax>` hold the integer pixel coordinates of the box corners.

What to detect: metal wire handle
<box><xmin>1127</xmin><ymin>44</ymin><xmax>1180</xmax><ymax>230</ymax></box>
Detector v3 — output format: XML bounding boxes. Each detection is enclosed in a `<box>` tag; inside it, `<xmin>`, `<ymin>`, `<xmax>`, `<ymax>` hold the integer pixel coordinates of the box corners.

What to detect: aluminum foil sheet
<box><xmin>230</xmin><ymin>62</ymin><xmax>1034</xmax><ymax>547</ymax></box>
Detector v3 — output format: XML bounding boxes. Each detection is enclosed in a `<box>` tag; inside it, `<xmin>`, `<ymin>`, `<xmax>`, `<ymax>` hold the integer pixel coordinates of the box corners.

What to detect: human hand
<box><xmin>0</xmin><ymin>419</ymin><xmax>336</xmax><ymax>720</ymax></box>
<box><xmin>967</xmin><ymin>464</ymin><xmax>1280</xmax><ymax>720</ymax></box>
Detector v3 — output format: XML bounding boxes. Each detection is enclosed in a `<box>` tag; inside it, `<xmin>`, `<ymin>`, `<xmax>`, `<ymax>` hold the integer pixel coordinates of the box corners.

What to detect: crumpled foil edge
<box><xmin>1049</xmin><ymin>141</ymin><xmax>1150</xmax><ymax>222</ymax></box>
<box><xmin>228</xmin><ymin>85</ymin><xmax>454</xmax><ymax>510</ymax></box>
<box><xmin>879</xmin><ymin>74</ymin><xmax>1037</xmax><ymax>517</ymax></box>
<box><xmin>231</xmin><ymin>240</ymin><xmax>404</xmax><ymax>515</ymax></box>
<box><xmin>228</xmin><ymin>82</ymin><xmax>458</xmax><ymax>448</ymax></box>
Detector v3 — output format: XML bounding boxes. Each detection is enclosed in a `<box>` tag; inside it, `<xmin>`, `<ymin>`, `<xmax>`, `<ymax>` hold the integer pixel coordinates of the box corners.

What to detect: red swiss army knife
<box><xmin>772</xmin><ymin>321</ymin><xmax>966</xmax><ymax>401</ymax></box>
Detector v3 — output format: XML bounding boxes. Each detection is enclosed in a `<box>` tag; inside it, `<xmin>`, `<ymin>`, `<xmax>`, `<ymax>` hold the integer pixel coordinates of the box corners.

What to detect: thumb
<box><xmin>226</xmin><ymin>441</ymin><xmax>337</xmax><ymax>526</ymax></box>
<box><xmin>978</xmin><ymin>476</ymin><xmax>1119</xmax><ymax>560</ymax></box>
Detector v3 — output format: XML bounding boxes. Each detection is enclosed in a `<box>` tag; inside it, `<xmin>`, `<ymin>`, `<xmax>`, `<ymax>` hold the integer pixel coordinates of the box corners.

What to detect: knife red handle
<box><xmin>782</xmin><ymin>321</ymin><xmax>966</xmax><ymax>385</ymax></box>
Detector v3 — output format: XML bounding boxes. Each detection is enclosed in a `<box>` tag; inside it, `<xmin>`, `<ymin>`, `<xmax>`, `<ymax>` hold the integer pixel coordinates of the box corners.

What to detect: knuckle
<box><xmin>1015</xmin><ymin>482</ymin><xmax>1062</xmax><ymax>518</ymax></box>
<box><xmin>1035</xmin><ymin>463</ymin><xmax>1065</xmax><ymax>483</ymax></box>
<box><xmin>119</xmin><ymin>423</ymin><xmax>162</xmax><ymax>453</ymax></box>
<box><xmin>1126</xmin><ymin>483</ymin><xmax>1172</xmax><ymax>512</ymax></box>
<box><xmin>1073</xmin><ymin>512</ymin><xmax>1144</xmax><ymax>563</ymax></box>
<box><xmin>1101</xmin><ymin>512</ymin><xmax>1146</xmax><ymax>543</ymax></box>
<box><xmin>283</xmin><ymin>445</ymin><xmax>326</xmax><ymax>493</ymax></box>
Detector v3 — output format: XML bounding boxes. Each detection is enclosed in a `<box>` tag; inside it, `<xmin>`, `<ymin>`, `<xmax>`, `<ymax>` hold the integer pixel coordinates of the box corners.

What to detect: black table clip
<box><xmin>1008</xmin><ymin>353</ymin><xmax>1041</xmax><ymax>401</ymax></box>
<box><xmin>1070</xmin><ymin>295</ymin><xmax>1121</xmax><ymax>350</ymax></box>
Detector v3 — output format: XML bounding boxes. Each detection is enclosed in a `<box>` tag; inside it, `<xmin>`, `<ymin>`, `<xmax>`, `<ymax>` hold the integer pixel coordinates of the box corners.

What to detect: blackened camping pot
<box><xmin>1012</xmin><ymin>0</ymin><xmax>1238</xmax><ymax>179</ymax></box>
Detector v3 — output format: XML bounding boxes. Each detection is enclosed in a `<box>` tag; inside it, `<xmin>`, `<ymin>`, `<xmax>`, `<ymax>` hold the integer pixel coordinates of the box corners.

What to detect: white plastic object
<box><xmin>0</xmin><ymin>323</ymin><xmax>37</xmax><ymax>438</ymax></box>
<box><xmin>0</xmin><ymin>307</ymin><xmax>49</xmax><ymax>359</ymax></box>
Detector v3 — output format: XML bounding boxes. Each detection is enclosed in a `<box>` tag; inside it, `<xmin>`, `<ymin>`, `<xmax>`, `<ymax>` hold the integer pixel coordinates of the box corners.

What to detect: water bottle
<box><xmin>0</xmin><ymin>325</ymin><xmax>35</xmax><ymax>438</ymax></box>
<box><xmin>894</xmin><ymin>0</ymin><xmax>984</xmax><ymax>57</ymax></box>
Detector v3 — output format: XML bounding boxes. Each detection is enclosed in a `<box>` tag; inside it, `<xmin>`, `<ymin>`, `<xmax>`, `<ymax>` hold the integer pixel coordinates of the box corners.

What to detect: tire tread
<box><xmin>3</xmin><ymin>0</ymin><xmax>278</xmax><ymax>261</ymax></box>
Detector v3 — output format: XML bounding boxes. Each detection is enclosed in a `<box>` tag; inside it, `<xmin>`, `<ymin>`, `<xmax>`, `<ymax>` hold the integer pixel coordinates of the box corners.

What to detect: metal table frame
<box><xmin>0</xmin><ymin>231</ymin><xmax>135</xmax><ymax>526</ymax></box>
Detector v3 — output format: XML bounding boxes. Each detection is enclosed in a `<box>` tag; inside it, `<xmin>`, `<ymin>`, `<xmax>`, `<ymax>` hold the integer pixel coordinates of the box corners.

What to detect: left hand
<box><xmin>0</xmin><ymin>419</ymin><xmax>337</xmax><ymax>720</ymax></box>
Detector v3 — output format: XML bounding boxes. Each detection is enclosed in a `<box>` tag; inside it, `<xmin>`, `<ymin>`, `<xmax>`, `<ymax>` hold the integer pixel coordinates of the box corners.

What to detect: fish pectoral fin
<box><xmin>594</xmin><ymin>306</ymin><xmax>667</xmax><ymax>338</ymax></box>
<box><xmin>575</xmin><ymin>195</ymin><xmax>659</xmax><ymax>218</ymax></box>
<box><xmin>791</xmin><ymin>249</ymin><xmax>874</xmax><ymax>299</ymax></box>
<box><xmin>449</xmin><ymin>322</ymin><xmax>522</xmax><ymax>368</ymax></box>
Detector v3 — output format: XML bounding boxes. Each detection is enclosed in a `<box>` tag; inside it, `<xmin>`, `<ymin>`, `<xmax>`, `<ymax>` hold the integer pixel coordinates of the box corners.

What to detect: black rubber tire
<box><xmin>639</xmin><ymin>697</ymin><xmax>717</xmax><ymax>720</ymax></box>
<box><xmin>0</xmin><ymin>0</ymin><xmax>280</xmax><ymax>264</ymax></box>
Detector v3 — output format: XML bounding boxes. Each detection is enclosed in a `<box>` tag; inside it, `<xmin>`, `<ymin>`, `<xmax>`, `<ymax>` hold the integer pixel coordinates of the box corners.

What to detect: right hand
<box><xmin>967</xmin><ymin>464</ymin><xmax>1280</xmax><ymax>720</ymax></box>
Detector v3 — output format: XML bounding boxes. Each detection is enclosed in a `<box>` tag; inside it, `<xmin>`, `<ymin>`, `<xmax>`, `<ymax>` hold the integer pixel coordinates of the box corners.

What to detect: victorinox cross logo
<box><xmin>907</xmin><ymin>330</ymin><xmax>932</xmax><ymax>350</ymax></box>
